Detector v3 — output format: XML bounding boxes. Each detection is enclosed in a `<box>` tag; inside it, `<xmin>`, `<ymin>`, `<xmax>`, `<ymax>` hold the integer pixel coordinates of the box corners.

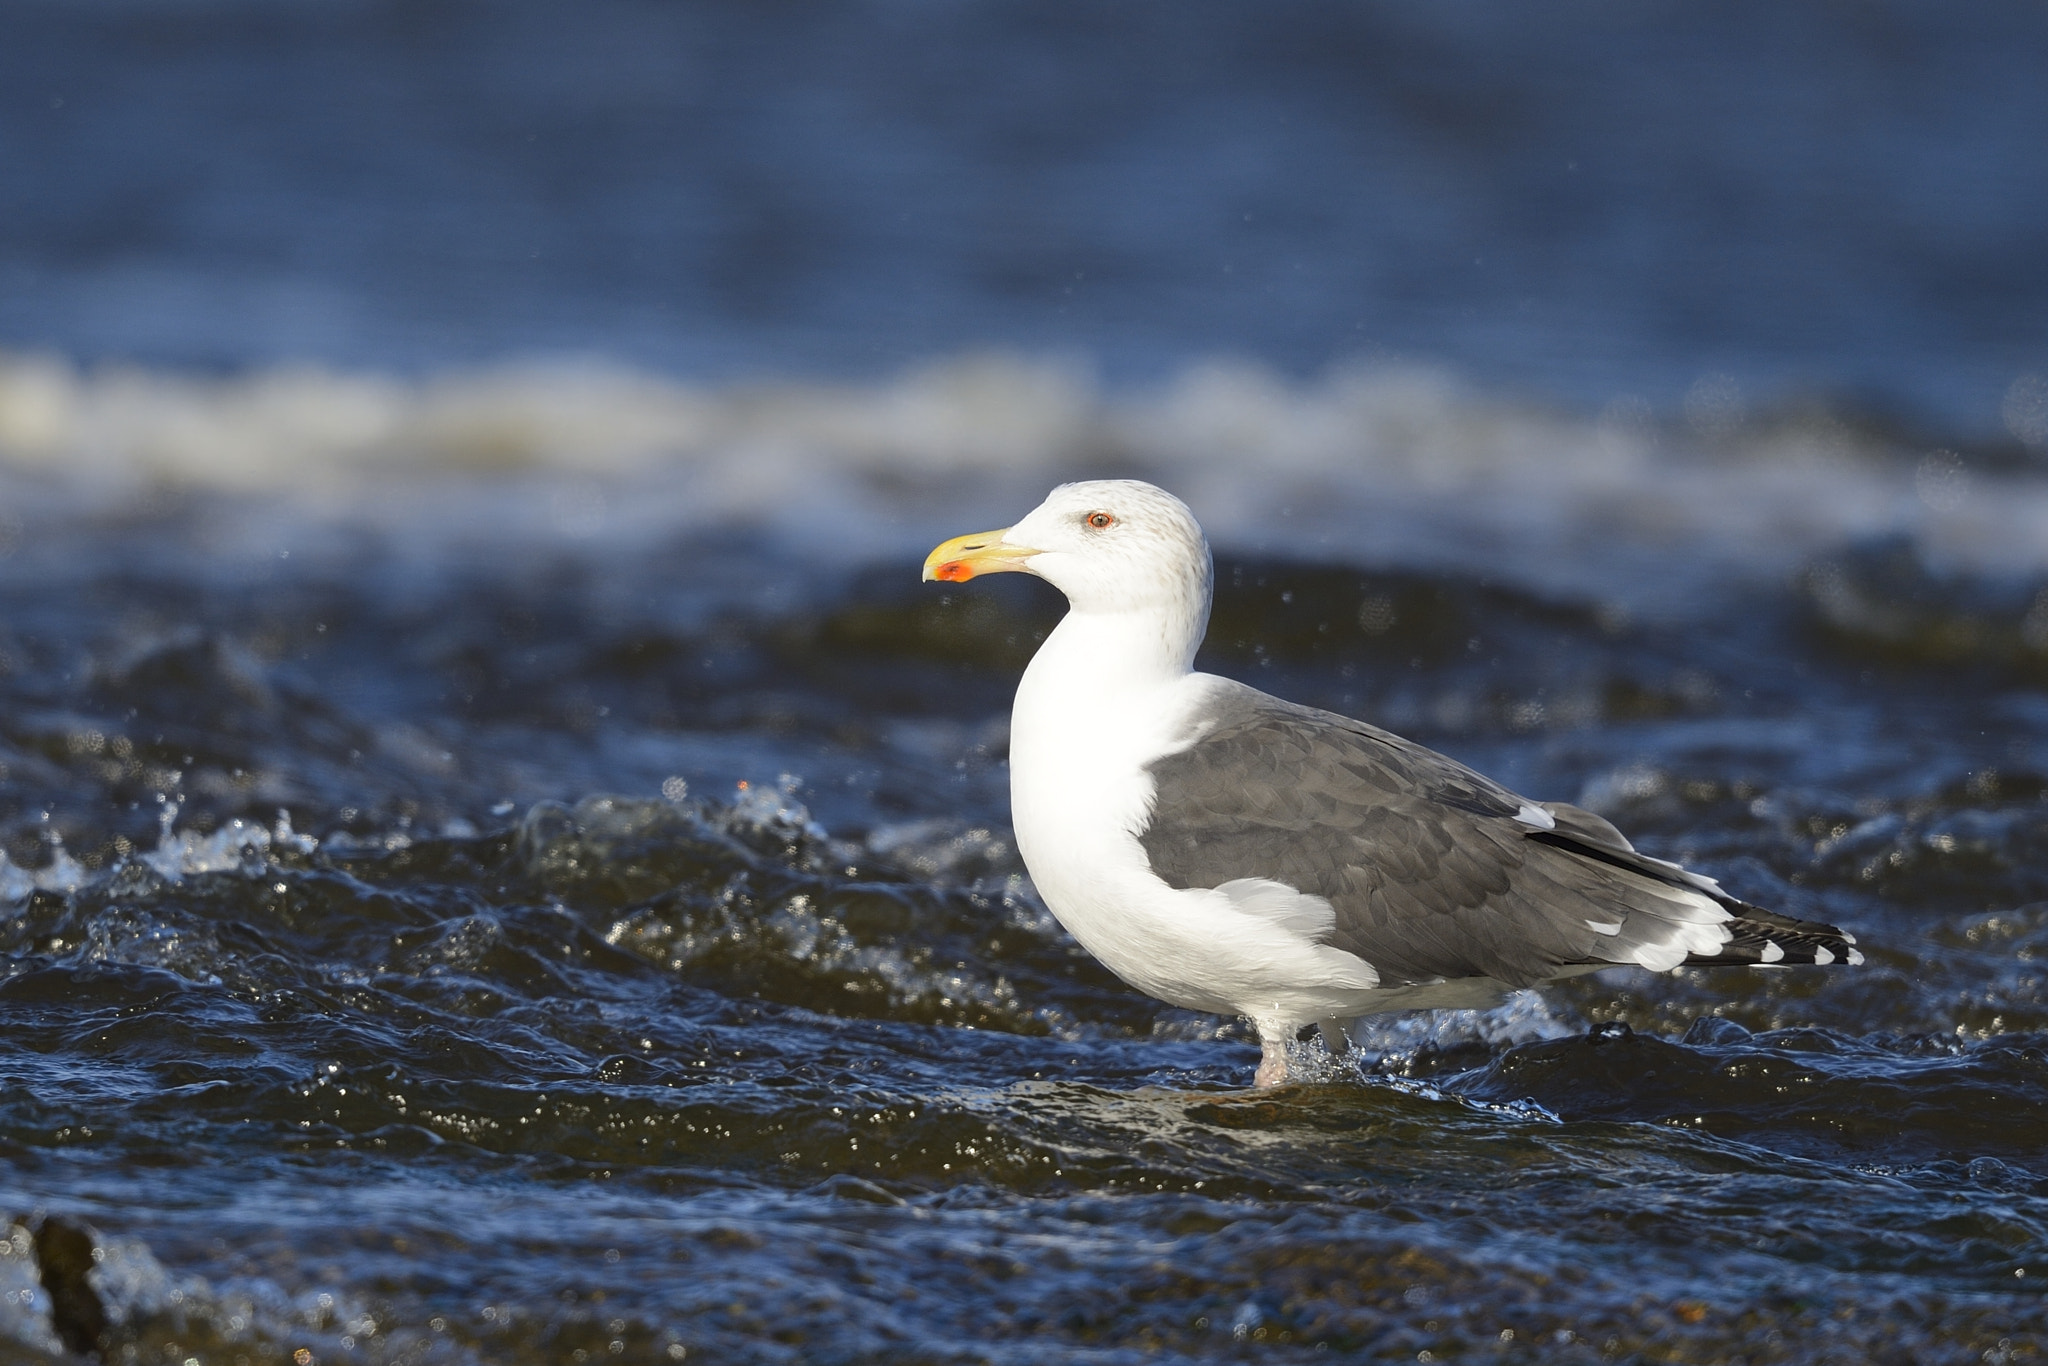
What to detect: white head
<box><xmin>923</xmin><ymin>479</ymin><xmax>1213</xmax><ymax>622</ymax></box>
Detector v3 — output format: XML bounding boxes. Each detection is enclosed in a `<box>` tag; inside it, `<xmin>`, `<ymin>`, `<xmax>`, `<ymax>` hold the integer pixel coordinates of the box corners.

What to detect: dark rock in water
<box><xmin>33</xmin><ymin>1215</ymin><xmax>107</xmax><ymax>1359</ymax></box>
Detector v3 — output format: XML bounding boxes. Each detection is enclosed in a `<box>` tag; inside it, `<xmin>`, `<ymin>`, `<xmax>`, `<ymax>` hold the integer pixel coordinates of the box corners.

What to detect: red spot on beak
<box><xmin>933</xmin><ymin>561</ymin><xmax>976</xmax><ymax>582</ymax></box>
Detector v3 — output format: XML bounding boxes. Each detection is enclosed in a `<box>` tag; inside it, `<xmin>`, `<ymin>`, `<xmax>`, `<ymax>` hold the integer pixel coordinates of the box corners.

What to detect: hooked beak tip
<box><xmin>922</xmin><ymin>528</ymin><xmax>1037</xmax><ymax>583</ymax></box>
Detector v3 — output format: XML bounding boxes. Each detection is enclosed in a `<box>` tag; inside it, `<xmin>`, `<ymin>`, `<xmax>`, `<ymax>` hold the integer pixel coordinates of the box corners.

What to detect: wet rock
<box><xmin>33</xmin><ymin>1215</ymin><xmax>107</xmax><ymax>1360</ymax></box>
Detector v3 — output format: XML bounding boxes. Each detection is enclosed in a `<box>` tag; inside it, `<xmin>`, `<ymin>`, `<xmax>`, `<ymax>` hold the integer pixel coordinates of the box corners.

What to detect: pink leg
<box><xmin>1253</xmin><ymin>1035</ymin><xmax>1290</xmax><ymax>1088</ymax></box>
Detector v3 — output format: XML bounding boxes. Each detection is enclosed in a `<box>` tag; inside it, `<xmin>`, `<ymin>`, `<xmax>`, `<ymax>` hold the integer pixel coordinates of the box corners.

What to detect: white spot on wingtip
<box><xmin>1631</xmin><ymin>941</ymin><xmax>1689</xmax><ymax>973</ymax></box>
<box><xmin>1515</xmin><ymin>803</ymin><xmax>1556</xmax><ymax>830</ymax></box>
<box><xmin>1813</xmin><ymin>946</ymin><xmax>1834</xmax><ymax>965</ymax></box>
<box><xmin>1846</xmin><ymin>947</ymin><xmax>1864</xmax><ymax>966</ymax></box>
<box><xmin>1584</xmin><ymin>919</ymin><xmax>1622</xmax><ymax>936</ymax></box>
<box><xmin>1759</xmin><ymin>940</ymin><xmax>1785</xmax><ymax>963</ymax></box>
<box><xmin>1840</xmin><ymin>931</ymin><xmax>1857</xmax><ymax>945</ymax></box>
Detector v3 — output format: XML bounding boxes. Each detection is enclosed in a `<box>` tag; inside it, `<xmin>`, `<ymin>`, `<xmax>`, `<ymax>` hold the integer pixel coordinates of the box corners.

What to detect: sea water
<box><xmin>4</xmin><ymin>3</ymin><xmax>2048</xmax><ymax>1362</ymax></box>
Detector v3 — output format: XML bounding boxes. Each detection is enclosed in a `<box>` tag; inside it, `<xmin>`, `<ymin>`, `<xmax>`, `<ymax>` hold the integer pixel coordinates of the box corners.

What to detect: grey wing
<box><xmin>1137</xmin><ymin>682</ymin><xmax>1854</xmax><ymax>986</ymax></box>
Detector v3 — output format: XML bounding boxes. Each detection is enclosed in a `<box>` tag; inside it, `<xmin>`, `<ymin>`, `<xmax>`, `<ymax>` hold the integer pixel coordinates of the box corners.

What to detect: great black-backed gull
<box><xmin>923</xmin><ymin>479</ymin><xmax>1861</xmax><ymax>1087</ymax></box>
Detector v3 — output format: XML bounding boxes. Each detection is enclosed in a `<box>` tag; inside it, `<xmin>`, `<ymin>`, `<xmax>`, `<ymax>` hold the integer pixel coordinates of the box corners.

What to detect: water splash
<box><xmin>1343</xmin><ymin>989</ymin><xmax>1581</xmax><ymax>1074</ymax></box>
<box><xmin>138</xmin><ymin>808</ymin><xmax>317</xmax><ymax>882</ymax></box>
<box><xmin>729</xmin><ymin>774</ymin><xmax>829</xmax><ymax>844</ymax></box>
<box><xmin>0</xmin><ymin>852</ymin><xmax>33</xmax><ymax>903</ymax></box>
<box><xmin>0</xmin><ymin>837</ymin><xmax>92</xmax><ymax>899</ymax></box>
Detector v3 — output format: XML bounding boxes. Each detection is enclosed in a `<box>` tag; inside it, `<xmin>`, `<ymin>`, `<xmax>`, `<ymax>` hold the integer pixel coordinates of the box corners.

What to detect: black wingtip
<box><xmin>1685</xmin><ymin>907</ymin><xmax>1864</xmax><ymax>968</ymax></box>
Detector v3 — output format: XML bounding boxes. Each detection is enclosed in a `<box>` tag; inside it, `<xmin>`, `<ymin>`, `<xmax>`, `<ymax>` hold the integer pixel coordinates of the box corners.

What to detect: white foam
<box><xmin>1341</xmin><ymin>987</ymin><xmax>1579</xmax><ymax>1067</ymax></box>
<box><xmin>0</xmin><ymin>842</ymin><xmax>90</xmax><ymax>900</ymax></box>
<box><xmin>128</xmin><ymin>804</ymin><xmax>312</xmax><ymax>882</ymax></box>
<box><xmin>5</xmin><ymin>349</ymin><xmax>2046</xmax><ymax>605</ymax></box>
<box><xmin>0</xmin><ymin>853</ymin><xmax>33</xmax><ymax>903</ymax></box>
<box><xmin>141</xmin><ymin>817</ymin><xmax>273</xmax><ymax>880</ymax></box>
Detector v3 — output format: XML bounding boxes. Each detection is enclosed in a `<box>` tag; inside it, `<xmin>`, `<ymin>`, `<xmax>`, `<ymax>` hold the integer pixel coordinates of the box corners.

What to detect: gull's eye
<box><xmin>1084</xmin><ymin>511</ymin><xmax>1115</xmax><ymax>530</ymax></box>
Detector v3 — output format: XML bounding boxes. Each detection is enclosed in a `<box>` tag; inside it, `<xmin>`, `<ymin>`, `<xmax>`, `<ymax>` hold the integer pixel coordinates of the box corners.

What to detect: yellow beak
<box><xmin>922</xmin><ymin>528</ymin><xmax>1042</xmax><ymax>583</ymax></box>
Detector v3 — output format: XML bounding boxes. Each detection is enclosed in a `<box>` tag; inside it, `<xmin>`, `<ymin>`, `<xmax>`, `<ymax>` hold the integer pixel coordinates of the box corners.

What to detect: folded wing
<box><xmin>1137</xmin><ymin>681</ymin><xmax>1859</xmax><ymax>987</ymax></box>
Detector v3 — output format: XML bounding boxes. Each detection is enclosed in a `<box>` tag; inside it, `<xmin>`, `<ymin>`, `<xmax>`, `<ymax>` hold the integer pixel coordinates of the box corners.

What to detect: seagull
<box><xmin>923</xmin><ymin>479</ymin><xmax>1860</xmax><ymax>1087</ymax></box>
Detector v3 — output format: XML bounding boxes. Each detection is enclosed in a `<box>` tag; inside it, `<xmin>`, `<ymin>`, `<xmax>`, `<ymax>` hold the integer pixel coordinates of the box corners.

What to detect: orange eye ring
<box><xmin>1085</xmin><ymin>511</ymin><xmax>1115</xmax><ymax>530</ymax></box>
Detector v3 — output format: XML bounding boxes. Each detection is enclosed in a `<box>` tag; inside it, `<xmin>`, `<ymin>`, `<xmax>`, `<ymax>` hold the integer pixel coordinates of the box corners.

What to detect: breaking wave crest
<box><xmin>5</xmin><ymin>350</ymin><xmax>2047</xmax><ymax>603</ymax></box>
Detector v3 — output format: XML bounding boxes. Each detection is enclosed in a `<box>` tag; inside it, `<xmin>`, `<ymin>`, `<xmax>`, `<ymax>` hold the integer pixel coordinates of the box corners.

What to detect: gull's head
<box><xmin>922</xmin><ymin>479</ymin><xmax>1212</xmax><ymax>617</ymax></box>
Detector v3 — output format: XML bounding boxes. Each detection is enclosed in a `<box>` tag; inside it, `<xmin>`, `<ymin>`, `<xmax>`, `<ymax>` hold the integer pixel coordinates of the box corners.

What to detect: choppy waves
<box><xmin>5</xmin><ymin>349</ymin><xmax>2048</xmax><ymax>1363</ymax></box>
<box><xmin>4</xmin><ymin>776</ymin><xmax>2048</xmax><ymax>1362</ymax></box>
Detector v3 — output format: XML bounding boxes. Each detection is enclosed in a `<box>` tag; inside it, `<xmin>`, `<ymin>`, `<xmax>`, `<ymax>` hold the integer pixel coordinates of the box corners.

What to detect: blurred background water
<box><xmin>3</xmin><ymin>2</ymin><xmax>2048</xmax><ymax>1363</ymax></box>
<box><xmin>6</xmin><ymin>0</ymin><xmax>2048</xmax><ymax>426</ymax></box>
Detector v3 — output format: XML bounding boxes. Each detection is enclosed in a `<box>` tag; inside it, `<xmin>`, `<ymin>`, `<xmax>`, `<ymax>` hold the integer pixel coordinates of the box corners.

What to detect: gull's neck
<box><xmin>1005</xmin><ymin>575</ymin><xmax>1212</xmax><ymax>913</ymax></box>
<box><xmin>1014</xmin><ymin>595</ymin><xmax>1209</xmax><ymax>731</ymax></box>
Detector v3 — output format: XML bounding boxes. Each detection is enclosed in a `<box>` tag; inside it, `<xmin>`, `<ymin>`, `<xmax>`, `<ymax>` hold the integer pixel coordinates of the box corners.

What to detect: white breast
<box><xmin>1006</xmin><ymin>616</ymin><xmax>1381</xmax><ymax>1025</ymax></box>
<box><xmin>1006</xmin><ymin>614</ymin><xmax>1190</xmax><ymax>961</ymax></box>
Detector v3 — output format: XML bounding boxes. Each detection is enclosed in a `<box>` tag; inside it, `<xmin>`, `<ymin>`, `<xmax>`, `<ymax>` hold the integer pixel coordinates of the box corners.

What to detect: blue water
<box><xmin>6</xmin><ymin>6</ymin><xmax>2048</xmax><ymax>1364</ymax></box>
<box><xmin>3</xmin><ymin>0</ymin><xmax>2046</xmax><ymax>429</ymax></box>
